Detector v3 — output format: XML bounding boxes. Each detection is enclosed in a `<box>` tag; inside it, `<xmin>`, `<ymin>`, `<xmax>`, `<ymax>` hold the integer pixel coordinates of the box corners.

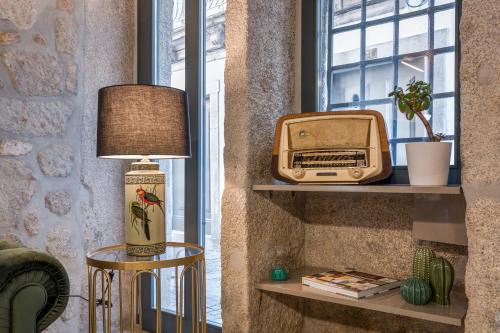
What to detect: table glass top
<box><xmin>87</xmin><ymin>243</ymin><xmax>203</xmax><ymax>264</ymax></box>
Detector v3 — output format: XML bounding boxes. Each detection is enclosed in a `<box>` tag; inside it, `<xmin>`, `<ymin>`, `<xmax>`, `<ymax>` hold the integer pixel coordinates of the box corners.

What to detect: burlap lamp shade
<box><xmin>97</xmin><ymin>84</ymin><xmax>191</xmax><ymax>159</ymax></box>
<box><xmin>96</xmin><ymin>84</ymin><xmax>191</xmax><ymax>256</ymax></box>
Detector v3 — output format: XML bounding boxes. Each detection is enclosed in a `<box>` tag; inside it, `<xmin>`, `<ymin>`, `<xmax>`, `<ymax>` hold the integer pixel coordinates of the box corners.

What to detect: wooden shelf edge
<box><xmin>252</xmin><ymin>184</ymin><xmax>462</xmax><ymax>195</ymax></box>
<box><xmin>256</xmin><ymin>274</ymin><xmax>466</xmax><ymax>327</ymax></box>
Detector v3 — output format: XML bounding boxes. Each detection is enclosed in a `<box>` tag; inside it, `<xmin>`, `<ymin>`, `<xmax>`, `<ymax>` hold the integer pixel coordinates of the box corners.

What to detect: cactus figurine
<box><xmin>400</xmin><ymin>277</ymin><xmax>432</xmax><ymax>305</ymax></box>
<box><xmin>430</xmin><ymin>257</ymin><xmax>454</xmax><ymax>305</ymax></box>
<box><xmin>412</xmin><ymin>247</ymin><xmax>436</xmax><ymax>283</ymax></box>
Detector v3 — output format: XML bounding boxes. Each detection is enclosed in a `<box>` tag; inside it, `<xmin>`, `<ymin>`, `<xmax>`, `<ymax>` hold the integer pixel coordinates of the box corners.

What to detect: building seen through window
<box><xmin>321</xmin><ymin>0</ymin><xmax>458</xmax><ymax>166</ymax></box>
<box><xmin>156</xmin><ymin>0</ymin><xmax>225</xmax><ymax>327</ymax></box>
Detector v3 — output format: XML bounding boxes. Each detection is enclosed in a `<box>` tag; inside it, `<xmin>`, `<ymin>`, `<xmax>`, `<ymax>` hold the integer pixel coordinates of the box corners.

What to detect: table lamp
<box><xmin>97</xmin><ymin>84</ymin><xmax>191</xmax><ymax>256</ymax></box>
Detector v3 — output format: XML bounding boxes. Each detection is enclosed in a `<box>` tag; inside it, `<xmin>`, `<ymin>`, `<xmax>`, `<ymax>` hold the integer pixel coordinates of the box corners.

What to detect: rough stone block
<box><xmin>45</xmin><ymin>191</ymin><xmax>71</xmax><ymax>216</ymax></box>
<box><xmin>460</xmin><ymin>1</ymin><xmax>500</xmax><ymax>185</ymax></box>
<box><xmin>23</xmin><ymin>212</ymin><xmax>39</xmax><ymax>236</ymax></box>
<box><xmin>0</xmin><ymin>159</ymin><xmax>36</xmax><ymax>229</ymax></box>
<box><xmin>2</xmin><ymin>49</ymin><xmax>62</xmax><ymax>96</ymax></box>
<box><xmin>0</xmin><ymin>98</ymin><xmax>72</xmax><ymax>136</ymax></box>
<box><xmin>46</xmin><ymin>227</ymin><xmax>77</xmax><ymax>260</ymax></box>
<box><xmin>66</xmin><ymin>61</ymin><xmax>78</xmax><ymax>94</ymax></box>
<box><xmin>0</xmin><ymin>0</ymin><xmax>44</xmax><ymax>30</ymax></box>
<box><xmin>464</xmin><ymin>197</ymin><xmax>500</xmax><ymax>333</ymax></box>
<box><xmin>54</xmin><ymin>17</ymin><xmax>77</xmax><ymax>55</ymax></box>
<box><xmin>33</xmin><ymin>33</ymin><xmax>47</xmax><ymax>46</ymax></box>
<box><xmin>56</xmin><ymin>0</ymin><xmax>75</xmax><ymax>13</ymax></box>
<box><xmin>0</xmin><ymin>32</ymin><xmax>19</xmax><ymax>44</ymax></box>
<box><xmin>0</xmin><ymin>233</ymin><xmax>23</xmax><ymax>245</ymax></box>
<box><xmin>38</xmin><ymin>144</ymin><xmax>74</xmax><ymax>177</ymax></box>
<box><xmin>0</xmin><ymin>139</ymin><xmax>33</xmax><ymax>156</ymax></box>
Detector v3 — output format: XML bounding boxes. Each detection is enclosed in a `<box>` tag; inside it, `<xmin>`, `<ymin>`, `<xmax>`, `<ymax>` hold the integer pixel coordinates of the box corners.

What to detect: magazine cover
<box><xmin>302</xmin><ymin>270</ymin><xmax>400</xmax><ymax>298</ymax></box>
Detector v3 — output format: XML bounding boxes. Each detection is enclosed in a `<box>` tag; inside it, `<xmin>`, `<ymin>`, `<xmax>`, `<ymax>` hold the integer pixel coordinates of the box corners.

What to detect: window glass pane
<box><xmin>434</xmin><ymin>9</ymin><xmax>455</xmax><ymax>48</ymax></box>
<box><xmin>396</xmin><ymin>54</ymin><xmax>430</xmax><ymax>140</ymax></box>
<box><xmin>433</xmin><ymin>52</ymin><xmax>454</xmax><ymax>93</ymax></box>
<box><xmin>367</xmin><ymin>0</ymin><xmax>394</xmax><ymax>21</ymax></box>
<box><xmin>435</xmin><ymin>0</ymin><xmax>454</xmax><ymax>5</ymax></box>
<box><xmin>398</xmin><ymin>55</ymin><xmax>429</xmax><ymax>87</ymax></box>
<box><xmin>365</xmin><ymin>61</ymin><xmax>393</xmax><ymax>100</ymax></box>
<box><xmin>333</xmin><ymin>0</ymin><xmax>361</xmax><ymax>27</ymax></box>
<box><xmin>396</xmin><ymin>107</ymin><xmax>429</xmax><ymax>139</ymax></box>
<box><xmin>366</xmin><ymin>103</ymin><xmax>394</xmax><ymax>139</ymax></box>
<box><xmin>366</xmin><ymin>23</ymin><xmax>394</xmax><ymax>59</ymax></box>
<box><xmin>330</xmin><ymin>67</ymin><xmax>360</xmax><ymax>104</ymax></box>
<box><xmin>399</xmin><ymin>0</ymin><xmax>428</xmax><ymax>15</ymax></box>
<box><xmin>157</xmin><ymin>0</ymin><xmax>186</xmax><ymax>314</ymax></box>
<box><xmin>204</xmin><ymin>0</ymin><xmax>225</xmax><ymax>326</ymax></box>
<box><xmin>432</xmin><ymin>97</ymin><xmax>455</xmax><ymax>136</ymax></box>
<box><xmin>395</xmin><ymin>142</ymin><xmax>407</xmax><ymax>165</ymax></box>
<box><xmin>399</xmin><ymin>15</ymin><xmax>428</xmax><ymax>54</ymax></box>
<box><xmin>332</xmin><ymin>29</ymin><xmax>361</xmax><ymax>66</ymax></box>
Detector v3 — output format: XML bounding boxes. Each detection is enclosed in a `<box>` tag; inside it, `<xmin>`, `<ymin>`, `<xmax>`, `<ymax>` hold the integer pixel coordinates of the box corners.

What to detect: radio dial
<box><xmin>292</xmin><ymin>168</ymin><xmax>305</xmax><ymax>179</ymax></box>
<box><xmin>349</xmin><ymin>168</ymin><xmax>363</xmax><ymax>179</ymax></box>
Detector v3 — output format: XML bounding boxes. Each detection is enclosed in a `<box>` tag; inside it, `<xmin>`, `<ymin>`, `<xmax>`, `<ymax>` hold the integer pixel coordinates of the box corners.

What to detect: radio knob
<box><xmin>292</xmin><ymin>168</ymin><xmax>305</xmax><ymax>179</ymax></box>
<box><xmin>349</xmin><ymin>168</ymin><xmax>363</xmax><ymax>179</ymax></box>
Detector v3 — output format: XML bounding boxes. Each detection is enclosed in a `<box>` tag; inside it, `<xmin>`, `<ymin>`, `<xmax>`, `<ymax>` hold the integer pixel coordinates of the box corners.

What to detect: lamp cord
<box><xmin>63</xmin><ymin>270</ymin><xmax>115</xmax><ymax>307</ymax></box>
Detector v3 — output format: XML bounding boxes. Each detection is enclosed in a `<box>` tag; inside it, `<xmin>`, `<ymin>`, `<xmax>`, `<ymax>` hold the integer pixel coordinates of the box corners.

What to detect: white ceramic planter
<box><xmin>406</xmin><ymin>142</ymin><xmax>452</xmax><ymax>186</ymax></box>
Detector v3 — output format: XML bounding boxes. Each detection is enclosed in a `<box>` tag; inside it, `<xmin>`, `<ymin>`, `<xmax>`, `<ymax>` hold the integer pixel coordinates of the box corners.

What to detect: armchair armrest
<box><xmin>0</xmin><ymin>244</ymin><xmax>69</xmax><ymax>332</ymax></box>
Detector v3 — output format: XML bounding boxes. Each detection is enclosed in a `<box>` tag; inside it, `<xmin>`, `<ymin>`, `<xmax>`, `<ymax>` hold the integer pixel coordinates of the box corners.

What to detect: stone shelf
<box><xmin>252</xmin><ymin>184</ymin><xmax>462</xmax><ymax>195</ymax></box>
<box><xmin>256</xmin><ymin>268</ymin><xmax>467</xmax><ymax>327</ymax></box>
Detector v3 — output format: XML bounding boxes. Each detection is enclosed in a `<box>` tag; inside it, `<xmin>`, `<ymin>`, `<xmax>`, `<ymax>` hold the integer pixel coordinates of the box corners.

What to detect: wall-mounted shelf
<box><xmin>252</xmin><ymin>184</ymin><xmax>462</xmax><ymax>195</ymax></box>
<box><xmin>256</xmin><ymin>268</ymin><xmax>467</xmax><ymax>327</ymax></box>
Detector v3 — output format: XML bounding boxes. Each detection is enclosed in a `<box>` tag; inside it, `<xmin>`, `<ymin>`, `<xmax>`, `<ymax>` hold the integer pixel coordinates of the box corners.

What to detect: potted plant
<box><xmin>389</xmin><ymin>79</ymin><xmax>451</xmax><ymax>185</ymax></box>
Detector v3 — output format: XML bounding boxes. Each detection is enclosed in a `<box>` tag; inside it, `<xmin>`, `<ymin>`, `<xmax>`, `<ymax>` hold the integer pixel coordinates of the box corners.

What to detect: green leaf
<box><xmin>422</xmin><ymin>96</ymin><xmax>431</xmax><ymax>110</ymax></box>
<box><xmin>398</xmin><ymin>99</ymin><xmax>410</xmax><ymax>113</ymax></box>
<box><xmin>406</xmin><ymin>112</ymin><xmax>415</xmax><ymax>120</ymax></box>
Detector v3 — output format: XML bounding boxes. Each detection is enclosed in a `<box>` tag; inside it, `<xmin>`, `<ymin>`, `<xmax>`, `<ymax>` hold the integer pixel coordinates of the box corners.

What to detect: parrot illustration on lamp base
<box><xmin>125</xmin><ymin>163</ymin><xmax>166</xmax><ymax>256</ymax></box>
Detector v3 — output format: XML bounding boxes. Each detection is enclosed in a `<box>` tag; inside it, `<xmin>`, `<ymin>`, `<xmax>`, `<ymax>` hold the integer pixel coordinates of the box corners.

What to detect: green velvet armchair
<box><xmin>0</xmin><ymin>241</ymin><xmax>69</xmax><ymax>333</ymax></box>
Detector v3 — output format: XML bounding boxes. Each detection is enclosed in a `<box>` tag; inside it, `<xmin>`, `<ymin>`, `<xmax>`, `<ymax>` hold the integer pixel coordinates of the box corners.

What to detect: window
<box><xmin>138</xmin><ymin>0</ymin><xmax>224</xmax><ymax>332</ymax></box>
<box><xmin>310</xmin><ymin>0</ymin><xmax>460</xmax><ymax>180</ymax></box>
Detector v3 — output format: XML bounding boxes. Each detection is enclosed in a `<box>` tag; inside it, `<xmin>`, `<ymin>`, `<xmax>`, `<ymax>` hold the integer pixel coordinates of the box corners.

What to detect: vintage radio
<box><xmin>272</xmin><ymin>110</ymin><xmax>392</xmax><ymax>184</ymax></box>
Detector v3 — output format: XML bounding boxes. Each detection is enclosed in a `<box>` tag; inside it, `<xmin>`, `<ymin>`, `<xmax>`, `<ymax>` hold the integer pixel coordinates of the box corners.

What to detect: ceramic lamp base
<box><xmin>124</xmin><ymin>161</ymin><xmax>166</xmax><ymax>256</ymax></box>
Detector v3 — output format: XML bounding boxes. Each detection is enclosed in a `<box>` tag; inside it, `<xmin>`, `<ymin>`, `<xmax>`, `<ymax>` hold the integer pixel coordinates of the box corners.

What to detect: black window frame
<box><xmin>302</xmin><ymin>0</ymin><xmax>462</xmax><ymax>184</ymax></box>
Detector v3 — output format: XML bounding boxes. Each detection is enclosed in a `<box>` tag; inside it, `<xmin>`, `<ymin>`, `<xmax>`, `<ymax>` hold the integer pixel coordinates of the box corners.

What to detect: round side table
<box><xmin>86</xmin><ymin>242</ymin><xmax>206</xmax><ymax>333</ymax></box>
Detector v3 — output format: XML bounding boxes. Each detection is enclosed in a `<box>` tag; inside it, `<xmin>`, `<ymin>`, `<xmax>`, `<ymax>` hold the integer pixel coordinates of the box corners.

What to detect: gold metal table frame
<box><xmin>86</xmin><ymin>242</ymin><xmax>206</xmax><ymax>333</ymax></box>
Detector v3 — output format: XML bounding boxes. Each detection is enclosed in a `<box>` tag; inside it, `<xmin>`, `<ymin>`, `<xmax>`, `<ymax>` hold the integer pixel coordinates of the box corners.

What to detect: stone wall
<box><xmin>0</xmin><ymin>0</ymin><xmax>135</xmax><ymax>332</ymax></box>
<box><xmin>460</xmin><ymin>0</ymin><xmax>500</xmax><ymax>332</ymax></box>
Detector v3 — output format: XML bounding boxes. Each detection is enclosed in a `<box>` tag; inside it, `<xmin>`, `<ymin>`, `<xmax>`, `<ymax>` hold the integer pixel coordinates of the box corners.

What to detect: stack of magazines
<box><xmin>302</xmin><ymin>269</ymin><xmax>401</xmax><ymax>299</ymax></box>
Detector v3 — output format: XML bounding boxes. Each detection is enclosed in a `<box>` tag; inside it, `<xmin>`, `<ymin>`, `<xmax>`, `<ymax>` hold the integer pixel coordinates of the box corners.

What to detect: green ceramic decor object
<box><xmin>430</xmin><ymin>257</ymin><xmax>454</xmax><ymax>305</ymax></box>
<box><xmin>271</xmin><ymin>266</ymin><xmax>289</xmax><ymax>281</ymax></box>
<box><xmin>412</xmin><ymin>247</ymin><xmax>436</xmax><ymax>283</ymax></box>
<box><xmin>400</xmin><ymin>277</ymin><xmax>432</xmax><ymax>305</ymax></box>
